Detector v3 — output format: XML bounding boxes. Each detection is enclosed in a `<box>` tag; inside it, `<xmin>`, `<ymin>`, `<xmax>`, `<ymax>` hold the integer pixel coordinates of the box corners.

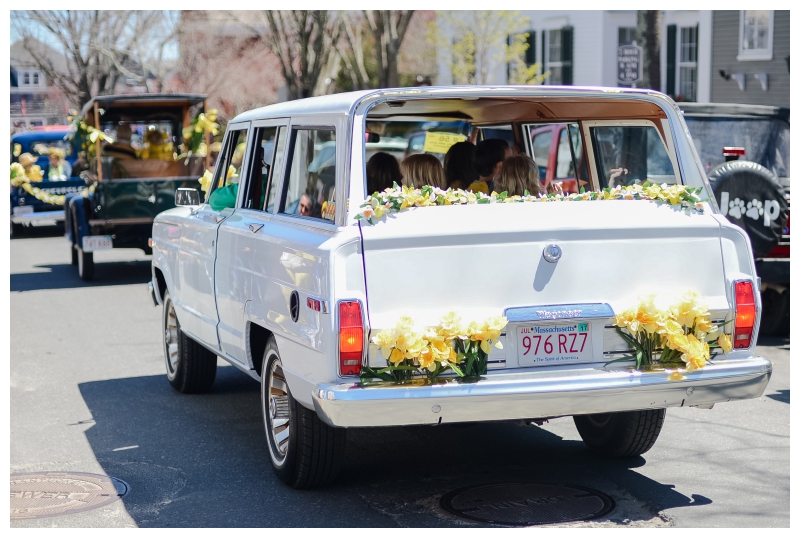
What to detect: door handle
<box><xmin>247</xmin><ymin>223</ymin><xmax>264</xmax><ymax>233</ymax></box>
<box><xmin>214</xmin><ymin>216</ymin><xmax>226</xmax><ymax>223</ymax></box>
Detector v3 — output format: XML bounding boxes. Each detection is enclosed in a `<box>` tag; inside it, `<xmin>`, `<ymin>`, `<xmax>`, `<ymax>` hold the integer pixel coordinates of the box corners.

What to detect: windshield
<box><xmin>683</xmin><ymin>116</ymin><xmax>790</xmax><ymax>178</ymax></box>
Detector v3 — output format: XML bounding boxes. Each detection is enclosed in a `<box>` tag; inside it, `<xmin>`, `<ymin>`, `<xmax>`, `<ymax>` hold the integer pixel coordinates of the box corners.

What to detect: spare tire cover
<box><xmin>708</xmin><ymin>160</ymin><xmax>788</xmax><ymax>258</ymax></box>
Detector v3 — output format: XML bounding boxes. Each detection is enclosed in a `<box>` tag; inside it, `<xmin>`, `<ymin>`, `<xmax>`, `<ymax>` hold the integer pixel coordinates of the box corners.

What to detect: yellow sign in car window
<box><xmin>422</xmin><ymin>132</ymin><xmax>467</xmax><ymax>154</ymax></box>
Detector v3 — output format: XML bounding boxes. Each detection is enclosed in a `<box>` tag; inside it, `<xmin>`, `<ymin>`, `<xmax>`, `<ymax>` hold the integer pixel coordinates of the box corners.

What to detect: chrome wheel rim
<box><xmin>164</xmin><ymin>300</ymin><xmax>179</xmax><ymax>375</ymax></box>
<box><xmin>266</xmin><ymin>359</ymin><xmax>290</xmax><ymax>464</ymax></box>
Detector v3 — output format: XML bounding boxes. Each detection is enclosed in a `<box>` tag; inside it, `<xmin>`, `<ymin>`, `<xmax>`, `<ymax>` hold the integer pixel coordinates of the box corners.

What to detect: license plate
<box><xmin>517</xmin><ymin>322</ymin><xmax>593</xmax><ymax>366</ymax></box>
<box><xmin>12</xmin><ymin>206</ymin><xmax>34</xmax><ymax>216</ymax></box>
<box><xmin>82</xmin><ymin>235</ymin><xmax>113</xmax><ymax>252</ymax></box>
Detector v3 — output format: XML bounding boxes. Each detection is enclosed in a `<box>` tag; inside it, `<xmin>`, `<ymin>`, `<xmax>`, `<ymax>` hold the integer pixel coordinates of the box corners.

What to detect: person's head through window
<box><xmin>401</xmin><ymin>153</ymin><xmax>446</xmax><ymax>189</ymax></box>
<box><xmin>366</xmin><ymin>152</ymin><xmax>402</xmax><ymax>194</ymax></box>
<box><xmin>299</xmin><ymin>193</ymin><xmax>313</xmax><ymax>216</ymax></box>
<box><xmin>496</xmin><ymin>154</ymin><xmax>543</xmax><ymax>197</ymax></box>
<box><xmin>471</xmin><ymin>138</ymin><xmax>512</xmax><ymax>188</ymax></box>
<box><xmin>18</xmin><ymin>153</ymin><xmax>37</xmax><ymax>173</ymax></box>
<box><xmin>443</xmin><ymin>141</ymin><xmax>477</xmax><ymax>190</ymax></box>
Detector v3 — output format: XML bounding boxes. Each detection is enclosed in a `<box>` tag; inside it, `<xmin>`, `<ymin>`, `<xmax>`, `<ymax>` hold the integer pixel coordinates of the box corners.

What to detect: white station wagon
<box><xmin>149</xmin><ymin>86</ymin><xmax>772</xmax><ymax>488</ymax></box>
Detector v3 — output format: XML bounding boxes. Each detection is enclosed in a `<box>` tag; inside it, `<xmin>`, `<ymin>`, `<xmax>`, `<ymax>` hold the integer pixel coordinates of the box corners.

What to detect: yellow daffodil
<box><xmin>717</xmin><ymin>333</ymin><xmax>732</xmax><ymax>353</ymax></box>
<box><xmin>680</xmin><ymin>334</ymin><xmax>709</xmax><ymax>371</ymax></box>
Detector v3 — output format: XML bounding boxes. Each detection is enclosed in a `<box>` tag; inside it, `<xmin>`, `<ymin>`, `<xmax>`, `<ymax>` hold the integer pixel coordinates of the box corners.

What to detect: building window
<box><xmin>678</xmin><ymin>26</ymin><xmax>697</xmax><ymax>101</ymax></box>
<box><xmin>544</xmin><ymin>27</ymin><xmax>573</xmax><ymax>85</ymax></box>
<box><xmin>32</xmin><ymin>72</ymin><xmax>39</xmax><ymax>85</ymax></box>
<box><xmin>618</xmin><ymin>27</ymin><xmax>637</xmax><ymax>47</ymax></box>
<box><xmin>738</xmin><ymin>10</ymin><xmax>773</xmax><ymax>61</ymax></box>
<box><xmin>23</xmin><ymin>72</ymin><xmax>30</xmax><ymax>85</ymax></box>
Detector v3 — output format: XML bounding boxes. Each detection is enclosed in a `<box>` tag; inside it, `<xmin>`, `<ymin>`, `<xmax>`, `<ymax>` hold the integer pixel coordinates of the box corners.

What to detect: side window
<box><xmin>590</xmin><ymin>125</ymin><xmax>677</xmax><ymax>188</ymax></box>
<box><xmin>280</xmin><ymin>128</ymin><xmax>336</xmax><ymax>222</ymax></box>
<box><xmin>205</xmin><ymin>128</ymin><xmax>249</xmax><ymax>205</ymax></box>
<box><xmin>244</xmin><ymin>126</ymin><xmax>285</xmax><ymax>211</ymax></box>
<box><xmin>531</xmin><ymin>129</ymin><xmax>553</xmax><ymax>177</ymax></box>
<box><xmin>555</xmin><ymin>129</ymin><xmax>573</xmax><ymax>178</ymax></box>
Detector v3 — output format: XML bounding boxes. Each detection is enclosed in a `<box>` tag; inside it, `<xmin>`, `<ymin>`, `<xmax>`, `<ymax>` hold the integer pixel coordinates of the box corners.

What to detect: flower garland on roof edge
<box><xmin>356</xmin><ymin>182</ymin><xmax>706</xmax><ymax>225</ymax></box>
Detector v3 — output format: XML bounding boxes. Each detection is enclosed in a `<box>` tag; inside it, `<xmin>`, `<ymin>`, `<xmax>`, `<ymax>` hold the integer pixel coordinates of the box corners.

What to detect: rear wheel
<box><xmin>11</xmin><ymin>222</ymin><xmax>25</xmax><ymax>238</ymax></box>
<box><xmin>573</xmin><ymin>409</ymin><xmax>666</xmax><ymax>458</ymax></box>
<box><xmin>760</xmin><ymin>287</ymin><xmax>790</xmax><ymax>337</ymax></box>
<box><xmin>162</xmin><ymin>291</ymin><xmax>217</xmax><ymax>393</ymax></box>
<box><xmin>262</xmin><ymin>339</ymin><xmax>345</xmax><ymax>488</ymax></box>
<box><xmin>77</xmin><ymin>247</ymin><xmax>94</xmax><ymax>281</ymax></box>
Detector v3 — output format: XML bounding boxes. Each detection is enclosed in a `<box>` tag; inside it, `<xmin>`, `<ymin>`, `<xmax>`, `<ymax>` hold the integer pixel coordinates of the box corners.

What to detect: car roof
<box><xmin>12</xmin><ymin>129</ymin><xmax>71</xmax><ymax>142</ymax></box>
<box><xmin>230</xmin><ymin>85</ymin><xmax>674</xmax><ymax>124</ymax></box>
<box><xmin>79</xmin><ymin>93</ymin><xmax>207</xmax><ymax>118</ymax></box>
<box><xmin>679</xmin><ymin>102</ymin><xmax>789</xmax><ymax>122</ymax></box>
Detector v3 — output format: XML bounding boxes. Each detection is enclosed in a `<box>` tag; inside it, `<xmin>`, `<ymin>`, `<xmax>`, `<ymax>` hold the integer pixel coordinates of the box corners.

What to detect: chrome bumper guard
<box><xmin>10</xmin><ymin>210</ymin><xmax>65</xmax><ymax>224</ymax></box>
<box><xmin>312</xmin><ymin>357</ymin><xmax>772</xmax><ymax>428</ymax></box>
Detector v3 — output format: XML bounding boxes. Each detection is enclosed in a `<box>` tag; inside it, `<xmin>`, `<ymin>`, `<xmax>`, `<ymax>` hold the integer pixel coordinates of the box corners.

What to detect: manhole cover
<box><xmin>11</xmin><ymin>472</ymin><xmax>129</xmax><ymax>520</ymax></box>
<box><xmin>440</xmin><ymin>483</ymin><xmax>614</xmax><ymax>526</ymax></box>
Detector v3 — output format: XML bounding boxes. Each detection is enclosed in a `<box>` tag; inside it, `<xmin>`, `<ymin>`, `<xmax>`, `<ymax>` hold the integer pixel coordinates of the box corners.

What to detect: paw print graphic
<box><xmin>728</xmin><ymin>198</ymin><xmax>745</xmax><ymax>219</ymax></box>
<box><xmin>746</xmin><ymin>199</ymin><xmax>764</xmax><ymax>220</ymax></box>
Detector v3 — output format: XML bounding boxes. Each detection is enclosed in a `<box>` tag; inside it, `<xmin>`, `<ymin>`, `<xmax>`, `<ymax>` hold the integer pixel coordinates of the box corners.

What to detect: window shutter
<box><xmin>526</xmin><ymin>31</ymin><xmax>537</xmax><ymax>66</ymax></box>
<box><xmin>561</xmin><ymin>25</ymin><xmax>574</xmax><ymax>85</ymax></box>
<box><xmin>542</xmin><ymin>31</ymin><xmax>547</xmax><ymax>82</ymax></box>
<box><xmin>666</xmin><ymin>24</ymin><xmax>677</xmax><ymax>96</ymax></box>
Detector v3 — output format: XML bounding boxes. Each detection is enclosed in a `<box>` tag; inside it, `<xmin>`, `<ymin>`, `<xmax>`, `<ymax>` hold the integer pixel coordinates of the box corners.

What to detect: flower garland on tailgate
<box><xmin>10</xmin><ymin>163</ymin><xmax>95</xmax><ymax>207</ymax></box>
<box><xmin>356</xmin><ymin>182</ymin><xmax>706</xmax><ymax>225</ymax></box>
<box><xmin>363</xmin><ymin>312</ymin><xmax>508</xmax><ymax>382</ymax></box>
<box><xmin>610</xmin><ymin>290</ymin><xmax>732</xmax><ymax>373</ymax></box>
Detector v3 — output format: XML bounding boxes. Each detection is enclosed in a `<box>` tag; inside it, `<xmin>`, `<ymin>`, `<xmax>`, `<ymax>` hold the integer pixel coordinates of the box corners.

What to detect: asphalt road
<box><xmin>10</xmin><ymin>228</ymin><xmax>790</xmax><ymax>528</ymax></box>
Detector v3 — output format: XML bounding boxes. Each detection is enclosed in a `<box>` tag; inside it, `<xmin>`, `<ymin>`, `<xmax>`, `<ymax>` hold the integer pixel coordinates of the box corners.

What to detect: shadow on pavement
<box><xmin>11</xmin><ymin>262</ymin><xmax>151</xmax><ymax>292</ymax></box>
<box><xmin>78</xmin><ymin>366</ymin><xmax>711</xmax><ymax>527</ymax></box>
<box><xmin>10</xmin><ymin>224</ymin><xmax>65</xmax><ymax>240</ymax></box>
<box><xmin>767</xmin><ymin>389</ymin><xmax>789</xmax><ymax>404</ymax></box>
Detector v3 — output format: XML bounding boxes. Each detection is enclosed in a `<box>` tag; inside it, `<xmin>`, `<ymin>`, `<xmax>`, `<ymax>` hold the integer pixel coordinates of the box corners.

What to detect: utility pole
<box><xmin>636</xmin><ymin>10</ymin><xmax>661</xmax><ymax>91</ymax></box>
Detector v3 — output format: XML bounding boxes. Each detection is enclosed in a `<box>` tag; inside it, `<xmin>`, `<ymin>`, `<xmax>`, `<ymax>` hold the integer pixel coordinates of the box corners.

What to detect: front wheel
<box><xmin>573</xmin><ymin>409</ymin><xmax>666</xmax><ymax>458</ymax></box>
<box><xmin>261</xmin><ymin>339</ymin><xmax>345</xmax><ymax>488</ymax></box>
<box><xmin>162</xmin><ymin>291</ymin><xmax>217</xmax><ymax>393</ymax></box>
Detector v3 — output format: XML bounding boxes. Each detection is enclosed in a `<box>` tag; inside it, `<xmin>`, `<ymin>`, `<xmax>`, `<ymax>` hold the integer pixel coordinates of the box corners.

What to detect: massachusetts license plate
<box><xmin>12</xmin><ymin>206</ymin><xmax>34</xmax><ymax>216</ymax></box>
<box><xmin>517</xmin><ymin>322</ymin><xmax>593</xmax><ymax>366</ymax></box>
<box><xmin>82</xmin><ymin>235</ymin><xmax>113</xmax><ymax>252</ymax></box>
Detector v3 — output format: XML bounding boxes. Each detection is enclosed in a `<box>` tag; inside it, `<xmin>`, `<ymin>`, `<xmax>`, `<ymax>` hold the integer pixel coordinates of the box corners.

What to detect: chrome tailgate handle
<box><xmin>247</xmin><ymin>223</ymin><xmax>264</xmax><ymax>233</ymax></box>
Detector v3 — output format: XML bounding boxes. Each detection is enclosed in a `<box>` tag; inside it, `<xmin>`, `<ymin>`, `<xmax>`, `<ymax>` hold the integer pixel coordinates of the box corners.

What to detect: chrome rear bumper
<box><xmin>10</xmin><ymin>210</ymin><xmax>64</xmax><ymax>224</ymax></box>
<box><xmin>312</xmin><ymin>357</ymin><xmax>772</xmax><ymax>428</ymax></box>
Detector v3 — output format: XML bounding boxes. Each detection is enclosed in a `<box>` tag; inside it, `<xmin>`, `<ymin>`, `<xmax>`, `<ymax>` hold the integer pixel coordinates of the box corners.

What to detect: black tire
<box><xmin>77</xmin><ymin>247</ymin><xmax>94</xmax><ymax>281</ymax></box>
<box><xmin>261</xmin><ymin>338</ymin><xmax>345</xmax><ymax>489</ymax></box>
<box><xmin>760</xmin><ymin>287</ymin><xmax>790</xmax><ymax>337</ymax></box>
<box><xmin>11</xmin><ymin>222</ymin><xmax>25</xmax><ymax>238</ymax></box>
<box><xmin>69</xmin><ymin>206</ymin><xmax>79</xmax><ymax>265</ymax></box>
<box><xmin>708</xmin><ymin>160</ymin><xmax>788</xmax><ymax>258</ymax></box>
<box><xmin>70</xmin><ymin>242</ymin><xmax>79</xmax><ymax>266</ymax></box>
<box><xmin>162</xmin><ymin>291</ymin><xmax>217</xmax><ymax>393</ymax></box>
<box><xmin>573</xmin><ymin>408</ymin><xmax>666</xmax><ymax>458</ymax></box>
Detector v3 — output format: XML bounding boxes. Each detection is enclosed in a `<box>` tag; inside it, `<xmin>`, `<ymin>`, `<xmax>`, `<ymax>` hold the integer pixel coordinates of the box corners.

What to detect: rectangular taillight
<box><xmin>734</xmin><ymin>281</ymin><xmax>756</xmax><ymax>349</ymax></box>
<box><xmin>339</xmin><ymin>301</ymin><xmax>363</xmax><ymax>376</ymax></box>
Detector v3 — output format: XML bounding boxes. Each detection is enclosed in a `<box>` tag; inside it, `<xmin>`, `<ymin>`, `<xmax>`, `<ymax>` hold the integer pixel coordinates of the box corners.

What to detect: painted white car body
<box><xmin>150</xmin><ymin>86</ymin><xmax>771</xmax><ymax>429</ymax></box>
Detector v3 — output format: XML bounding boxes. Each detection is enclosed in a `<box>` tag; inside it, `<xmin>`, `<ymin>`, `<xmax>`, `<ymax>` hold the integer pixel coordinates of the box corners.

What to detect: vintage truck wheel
<box><xmin>162</xmin><ymin>291</ymin><xmax>217</xmax><ymax>393</ymax></box>
<box><xmin>573</xmin><ymin>408</ymin><xmax>666</xmax><ymax>457</ymax></box>
<box><xmin>70</xmin><ymin>243</ymin><xmax>78</xmax><ymax>265</ymax></box>
<box><xmin>261</xmin><ymin>339</ymin><xmax>345</xmax><ymax>488</ymax></box>
<box><xmin>11</xmin><ymin>222</ymin><xmax>25</xmax><ymax>238</ymax></box>
<box><xmin>77</xmin><ymin>247</ymin><xmax>94</xmax><ymax>281</ymax></box>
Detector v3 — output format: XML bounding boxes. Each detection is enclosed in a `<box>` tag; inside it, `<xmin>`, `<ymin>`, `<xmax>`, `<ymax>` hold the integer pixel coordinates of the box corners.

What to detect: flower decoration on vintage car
<box><xmin>355</xmin><ymin>182</ymin><xmax>706</xmax><ymax>225</ymax></box>
<box><xmin>610</xmin><ymin>290</ymin><xmax>733</xmax><ymax>373</ymax></box>
<box><xmin>10</xmin><ymin>162</ymin><xmax>94</xmax><ymax>207</ymax></box>
<box><xmin>363</xmin><ymin>311</ymin><xmax>508</xmax><ymax>383</ymax></box>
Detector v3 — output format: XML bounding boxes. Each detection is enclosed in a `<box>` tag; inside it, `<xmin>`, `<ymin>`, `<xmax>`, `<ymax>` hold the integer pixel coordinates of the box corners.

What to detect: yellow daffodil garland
<box><xmin>356</xmin><ymin>182</ymin><xmax>706</xmax><ymax>225</ymax></box>
<box><xmin>10</xmin><ymin>163</ymin><xmax>95</xmax><ymax>207</ymax></box>
<box><xmin>611</xmin><ymin>290</ymin><xmax>732</xmax><ymax>372</ymax></box>
<box><xmin>365</xmin><ymin>311</ymin><xmax>508</xmax><ymax>382</ymax></box>
<box><xmin>183</xmin><ymin>109</ymin><xmax>220</xmax><ymax>156</ymax></box>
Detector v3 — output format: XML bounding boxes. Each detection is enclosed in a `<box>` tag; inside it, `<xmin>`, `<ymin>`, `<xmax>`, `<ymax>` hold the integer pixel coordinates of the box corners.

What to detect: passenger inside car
<box><xmin>401</xmin><ymin>153</ymin><xmax>446</xmax><ymax>189</ymax></box>
<box><xmin>443</xmin><ymin>141</ymin><xmax>478</xmax><ymax>189</ymax></box>
<box><xmin>469</xmin><ymin>139</ymin><xmax>512</xmax><ymax>194</ymax></box>
<box><xmin>494</xmin><ymin>154</ymin><xmax>544</xmax><ymax>196</ymax></box>
<box><xmin>366</xmin><ymin>152</ymin><xmax>402</xmax><ymax>194</ymax></box>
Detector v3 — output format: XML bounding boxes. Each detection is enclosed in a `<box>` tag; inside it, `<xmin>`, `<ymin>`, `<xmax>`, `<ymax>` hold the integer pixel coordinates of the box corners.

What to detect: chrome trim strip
<box><xmin>312</xmin><ymin>356</ymin><xmax>772</xmax><ymax>427</ymax></box>
<box><xmin>89</xmin><ymin>217</ymin><xmax>155</xmax><ymax>226</ymax></box>
<box><xmin>10</xmin><ymin>210</ymin><xmax>64</xmax><ymax>224</ymax></box>
<box><xmin>505</xmin><ymin>303</ymin><xmax>614</xmax><ymax>323</ymax></box>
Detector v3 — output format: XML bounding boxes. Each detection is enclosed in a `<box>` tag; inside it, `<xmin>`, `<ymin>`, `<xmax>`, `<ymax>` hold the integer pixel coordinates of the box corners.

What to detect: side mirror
<box><xmin>175</xmin><ymin>188</ymin><xmax>201</xmax><ymax>206</ymax></box>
